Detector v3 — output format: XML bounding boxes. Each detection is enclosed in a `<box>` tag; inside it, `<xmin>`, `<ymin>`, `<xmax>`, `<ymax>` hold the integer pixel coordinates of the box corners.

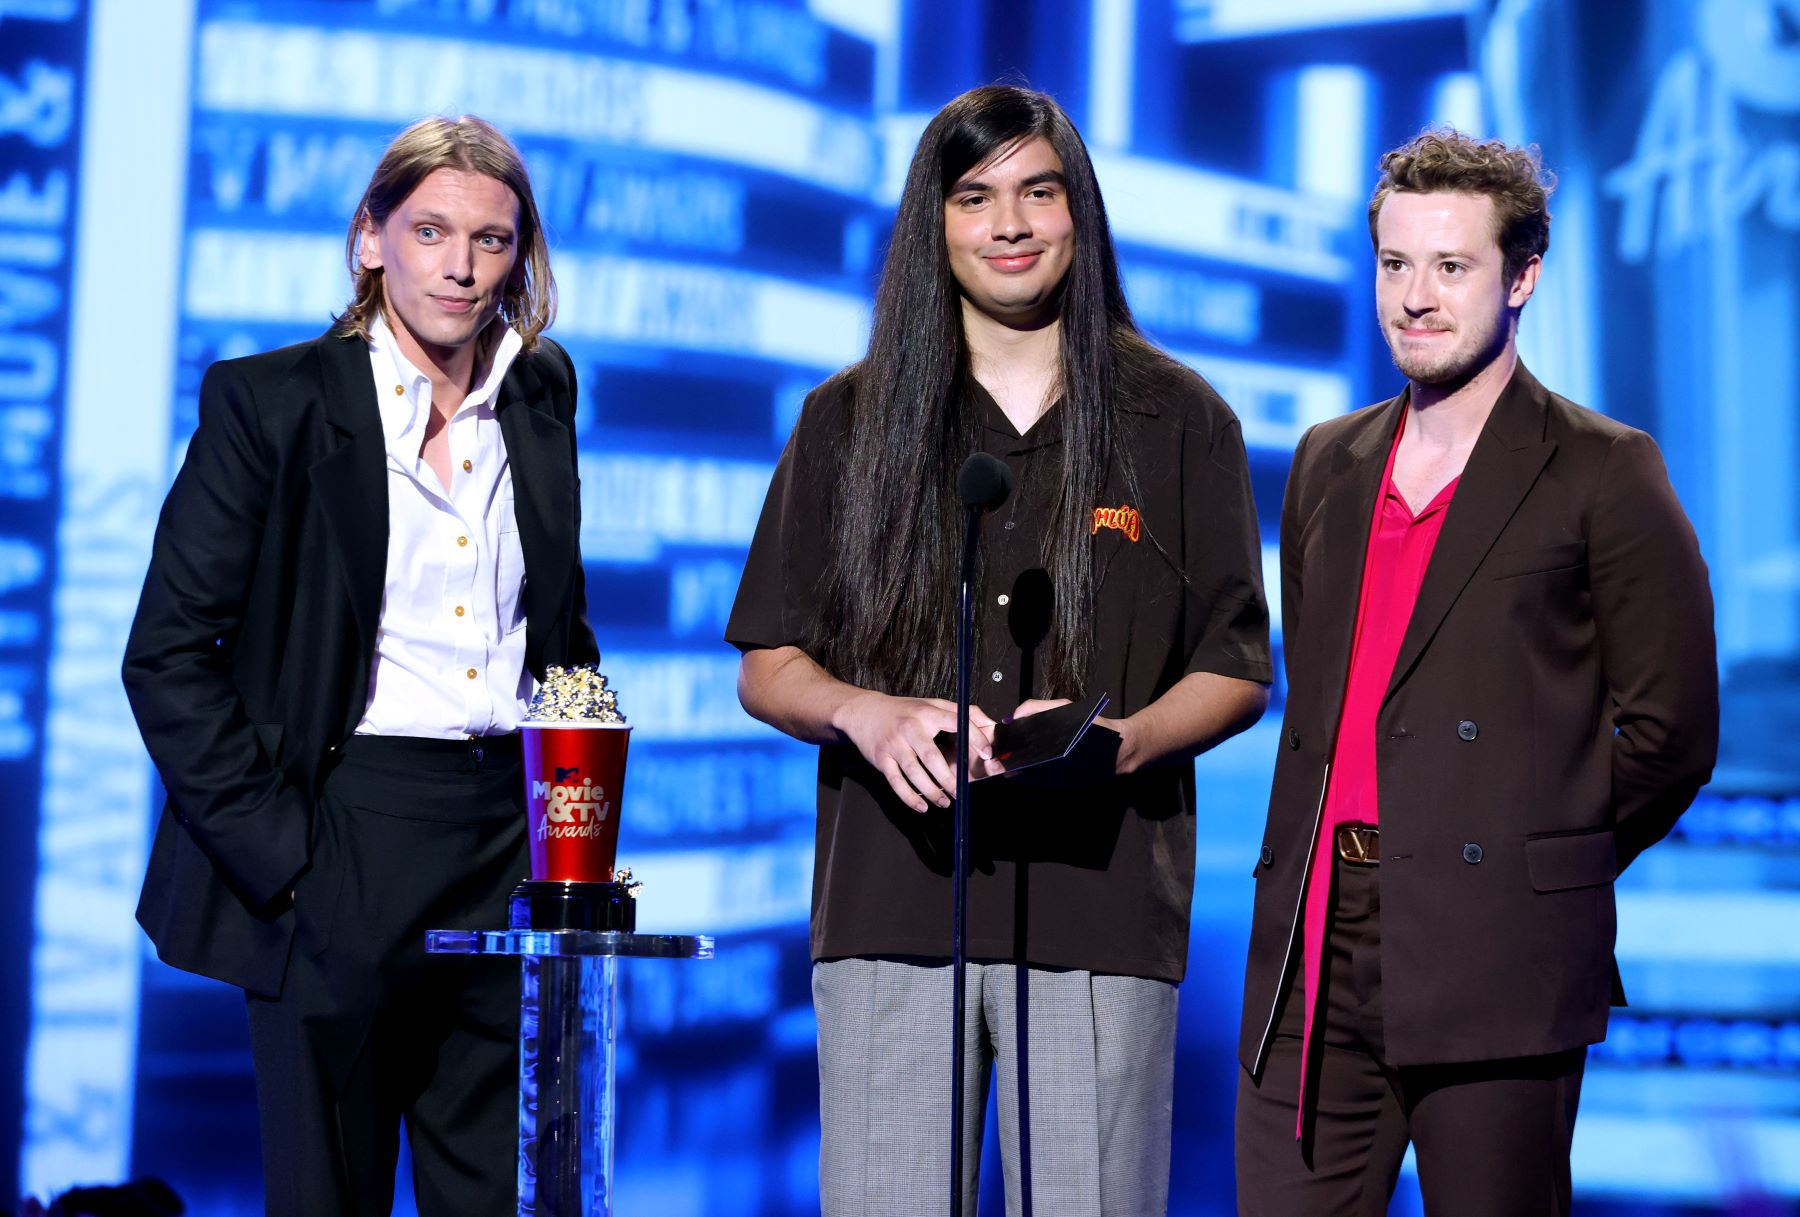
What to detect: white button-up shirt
<box><xmin>354</xmin><ymin>315</ymin><xmax>531</xmax><ymax>738</ymax></box>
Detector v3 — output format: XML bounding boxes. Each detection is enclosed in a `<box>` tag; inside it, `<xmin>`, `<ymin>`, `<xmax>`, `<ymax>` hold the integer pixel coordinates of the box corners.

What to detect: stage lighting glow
<box><xmin>12</xmin><ymin>0</ymin><xmax>1798</xmax><ymax>1211</ymax></box>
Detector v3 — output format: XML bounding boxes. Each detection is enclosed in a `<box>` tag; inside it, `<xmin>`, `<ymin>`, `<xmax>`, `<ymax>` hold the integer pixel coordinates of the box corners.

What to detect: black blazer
<box><xmin>124</xmin><ymin>329</ymin><xmax>598</xmax><ymax>999</ymax></box>
<box><xmin>1240</xmin><ymin>364</ymin><xmax>1718</xmax><ymax>1074</ymax></box>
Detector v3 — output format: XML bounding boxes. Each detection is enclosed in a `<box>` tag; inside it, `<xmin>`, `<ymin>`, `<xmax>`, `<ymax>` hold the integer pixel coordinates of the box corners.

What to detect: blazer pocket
<box><xmin>1489</xmin><ymin>540</ymin><xmax>1587</xmax><ymax>580</ymax></box>
<box><xmin>1526</xmin><ymin>829</ymin><xmax>1617</xmax><ymax>892</ymax></box>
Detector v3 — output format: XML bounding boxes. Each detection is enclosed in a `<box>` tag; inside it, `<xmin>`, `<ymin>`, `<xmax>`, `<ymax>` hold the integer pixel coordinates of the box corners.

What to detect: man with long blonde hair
<box><xmin>125</xmin><ymin>115</ymin><xmax>596</xmax><ymax>1215</ymax></box>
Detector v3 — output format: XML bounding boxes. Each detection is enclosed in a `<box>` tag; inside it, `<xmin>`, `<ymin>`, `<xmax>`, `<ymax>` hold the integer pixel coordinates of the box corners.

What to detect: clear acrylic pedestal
<box><xmin>426</xmin><ymin>929</ymin><xmax>714</xmax><ymax>1216</ymax></box>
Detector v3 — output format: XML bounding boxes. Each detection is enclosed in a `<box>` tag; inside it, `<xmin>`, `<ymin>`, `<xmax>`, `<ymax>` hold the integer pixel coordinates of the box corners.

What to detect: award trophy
<box><xmin>511</xmin><ymin>671</ymin><xmax>637</xmax><ymax>931</ymax></box>
<box><xmin>425</xmin><ymin>666</ymin><xmax>711</xmax><ymax>1217</ymax></box>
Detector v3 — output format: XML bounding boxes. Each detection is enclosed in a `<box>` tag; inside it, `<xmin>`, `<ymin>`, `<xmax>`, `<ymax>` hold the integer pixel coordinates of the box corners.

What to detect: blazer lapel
<box><xmin>497</xmin><ymin>353</ymin><xmax>575</xmax><ymax>675</ymax></box>
<box><xmin>1383</xmin><ymin>364</ymin><xmax>1557</xmax><ymax>705</ymax></box>
<box><xmin>1310</xmin><ymin>396</ymin><xmax>1404</xmax><ymax>729</ymax></box>
<box><xmin>307</xmin><ymin>333</ymin><xmax>388</xmax><ymax>657</ymax></box>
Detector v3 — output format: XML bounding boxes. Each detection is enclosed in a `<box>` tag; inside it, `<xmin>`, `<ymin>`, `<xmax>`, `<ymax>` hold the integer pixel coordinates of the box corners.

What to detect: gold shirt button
<box><xmin>466</xmin><ymin>668</ymin><xmax>478</xmax><ymax>680</ymax></box>
<box><xmin>454</xmin><ymin>606</ymin><xmax>465</xmax><ymax>617</ymax></box>
<box><xmin>462</xmin><ymin>459</ymin><xmax>473</xmax><ymax>472</ymax></box>
<box><xmin>457</xmin><ymin>535</ymin><xmax>469</xmax><ymax>547</ymax></box>
<box><xmin>393</xmin><ymin>384</ymin><xmax>404</xmax><ymax>396</ymax></box>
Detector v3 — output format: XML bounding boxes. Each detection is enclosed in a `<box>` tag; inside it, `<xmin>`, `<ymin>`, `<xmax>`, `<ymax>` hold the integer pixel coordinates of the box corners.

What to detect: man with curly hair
<box><xmin>1234</xmin><ymin>130</ymin><xmax>1718</xmax><ymax>1215</ymax></box>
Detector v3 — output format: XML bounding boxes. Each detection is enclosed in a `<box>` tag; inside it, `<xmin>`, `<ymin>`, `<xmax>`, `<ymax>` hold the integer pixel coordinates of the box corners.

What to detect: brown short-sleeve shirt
<box><xmin>726</xmin><ymin>359</ymin><xmax>1271</xmax><ymax>982</ymax></box>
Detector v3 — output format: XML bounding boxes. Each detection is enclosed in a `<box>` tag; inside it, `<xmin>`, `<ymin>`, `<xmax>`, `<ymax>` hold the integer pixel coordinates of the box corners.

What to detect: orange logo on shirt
<box><xmin>1091</xmin><ymin>504</ymin><xmax>1141</xmax><ymax>542</ymax></box>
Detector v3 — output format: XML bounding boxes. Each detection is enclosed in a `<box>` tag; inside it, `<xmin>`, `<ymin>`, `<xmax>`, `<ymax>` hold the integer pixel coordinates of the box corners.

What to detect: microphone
<box><xmin>958</xmin><ymin>451</ymin><xmax>1014</xmax><ymax>512</ymax></box>
<box><xmin>949</xmin><ymin>450</ymin><xmax>1010</xmax><ymax>1217</ymax></box>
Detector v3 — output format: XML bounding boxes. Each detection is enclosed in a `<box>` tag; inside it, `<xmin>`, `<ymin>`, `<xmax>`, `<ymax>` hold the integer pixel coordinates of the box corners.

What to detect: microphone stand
<box><xmin>949</xmin><ymin>452</ymin><xmax>1011</xmax><ymax>1217</ymax></box>
<box><xmin>950</xmin><ymin>501</ymin><xmax>979</xmax><ymax>1217</ymax></box>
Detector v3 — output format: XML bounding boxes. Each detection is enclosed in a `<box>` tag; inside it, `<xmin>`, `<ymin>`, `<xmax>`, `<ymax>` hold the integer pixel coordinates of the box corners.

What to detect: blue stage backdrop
<box><xmin>8</xmin><ymin>1</ymin><xmax>1798</xmax><ymax>1213</ymax></box>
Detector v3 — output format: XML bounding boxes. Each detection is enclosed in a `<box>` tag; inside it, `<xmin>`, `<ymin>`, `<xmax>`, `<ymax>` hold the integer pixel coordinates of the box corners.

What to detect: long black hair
<box><xmin>811</xmin><ymin>85</ymin><xmax>1161</xmax><ymax>699</ymax></box>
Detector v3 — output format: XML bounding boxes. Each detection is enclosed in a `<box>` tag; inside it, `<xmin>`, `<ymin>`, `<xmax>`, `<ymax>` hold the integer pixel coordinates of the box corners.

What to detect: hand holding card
<box><xmin>978</xmin><ymin>692</ymin><xmax>1115</xmax><ymax>785</ymax></box>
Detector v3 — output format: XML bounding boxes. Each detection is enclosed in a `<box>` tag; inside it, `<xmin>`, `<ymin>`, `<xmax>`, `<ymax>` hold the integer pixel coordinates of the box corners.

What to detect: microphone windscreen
<box><xmin>957</xmin><ymin>452</ymin><xmax>1014</xmax><ymax>511</ymax></box>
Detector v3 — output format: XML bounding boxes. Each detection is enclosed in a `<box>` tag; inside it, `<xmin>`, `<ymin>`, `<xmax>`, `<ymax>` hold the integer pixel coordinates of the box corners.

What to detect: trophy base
<box><xmin>509</xmin><ymin>880</ymin><xmax>637</xmax><ymax>931</ymax></box>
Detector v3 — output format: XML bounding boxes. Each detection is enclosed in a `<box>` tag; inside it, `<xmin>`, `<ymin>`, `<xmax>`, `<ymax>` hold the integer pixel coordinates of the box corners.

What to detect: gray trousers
<box><xmin>813</xmin><ymin>958</ymin><xmax>1179</xmax><ymax>1217</ymax></box>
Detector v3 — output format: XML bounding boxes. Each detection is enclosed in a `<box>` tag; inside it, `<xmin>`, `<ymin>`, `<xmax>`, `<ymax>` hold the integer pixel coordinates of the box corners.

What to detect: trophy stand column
<box><xmin>522</xmin><ymin>952</ymin><xmax>616</xmax><ymax>1215</ymax></box>
<box><xmin>427</xmin><ymin>929</ymin><xmax>713</xmax><ymax>1217</ymax></box>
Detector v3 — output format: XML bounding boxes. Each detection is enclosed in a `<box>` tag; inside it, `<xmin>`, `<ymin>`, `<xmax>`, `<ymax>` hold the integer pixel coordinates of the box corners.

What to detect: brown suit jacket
<box><xmin>1239</xmin><ymin>363</ymin><xmax>1718</xmax><ymax>1074</ymax></box>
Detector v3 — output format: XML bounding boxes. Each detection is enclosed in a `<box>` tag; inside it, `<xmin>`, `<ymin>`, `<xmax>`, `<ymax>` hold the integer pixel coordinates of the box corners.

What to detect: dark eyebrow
<box><xmin>950</xmin><ymin>168</ymin><xmax>1067</xmax><ymax>195</ymax></box>
<box><xmin>1377</xmin><ymin>247</ymin><xmax>1482</xmax><ymax>262</ymax></box>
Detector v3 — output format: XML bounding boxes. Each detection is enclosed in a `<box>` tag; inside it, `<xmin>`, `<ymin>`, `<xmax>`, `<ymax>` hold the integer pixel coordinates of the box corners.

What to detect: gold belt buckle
<box><xmin>1335</xmin><ymin>823</ymin><xmax>1380</xmax><ymax>866</ymax></box>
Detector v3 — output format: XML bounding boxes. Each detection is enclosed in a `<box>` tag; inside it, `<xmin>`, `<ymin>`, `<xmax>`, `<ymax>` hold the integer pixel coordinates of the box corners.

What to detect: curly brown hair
<box><xmin>1368</xmin><ymin>128</ymin><xmax>1556</xmax><ymax>285</ymax></box>
<box><xmin>335</xmin><ymin>115</ymin><xmax>555</xmax><ymax>353</ymax></box>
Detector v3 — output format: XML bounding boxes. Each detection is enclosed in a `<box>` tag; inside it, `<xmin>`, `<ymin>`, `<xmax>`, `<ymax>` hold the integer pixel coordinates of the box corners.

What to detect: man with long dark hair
<box><xmin>729</xmin><ymin>85</ymin><xmax>1271</xmax><ymax>1214</ymax></box>
<box><xmin>125</xmin><ymin>116</ymin><xmax>596</xmax><ymax>1214</ymax></box>
<box><xmin>1235</xmin><ymin>130</ymin><xmax>1716</xmax><ymax>1215</ymax></box>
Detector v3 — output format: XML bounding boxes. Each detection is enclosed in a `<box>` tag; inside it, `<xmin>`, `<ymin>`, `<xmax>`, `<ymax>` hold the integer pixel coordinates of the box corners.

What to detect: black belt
<box><xmin>339</xmin><ymin>732</ymin><xmax>522</xmax><ymax>771</ymax></box>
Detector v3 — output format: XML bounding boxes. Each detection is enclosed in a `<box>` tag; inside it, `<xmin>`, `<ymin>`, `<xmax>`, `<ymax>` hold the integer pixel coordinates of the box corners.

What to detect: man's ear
<box><xmin>1507</xmin><ymin>253</ymin><xmax>1541</xmax><ymax>309</ymax></box>
<box><xmin>357</xmin><ymin>211</ymin><xmax>384</xmax><ymax>271</ymax></box>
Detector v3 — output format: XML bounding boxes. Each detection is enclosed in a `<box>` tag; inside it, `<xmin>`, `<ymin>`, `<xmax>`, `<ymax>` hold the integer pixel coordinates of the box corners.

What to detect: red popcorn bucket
<box><xmin>521</xmin><ymin>722</ymin><xmax>630</xmax><ymax>883</ymax></box>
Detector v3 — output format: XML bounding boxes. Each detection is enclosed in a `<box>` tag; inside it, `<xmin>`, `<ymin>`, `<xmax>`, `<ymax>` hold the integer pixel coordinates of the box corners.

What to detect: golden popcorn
<box><xmin>525</xmin><ymin>664</ymin><xmax>627</xmax><ymax>724</ymax></box>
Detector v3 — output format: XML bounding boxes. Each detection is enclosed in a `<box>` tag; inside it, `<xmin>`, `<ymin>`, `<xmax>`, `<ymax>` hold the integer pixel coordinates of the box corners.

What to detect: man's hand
<box><xmin>977</xmin><ymin>697</ymin><xmax>1132</xmax><ymax>780</ymax></box>
<box><xmin>736</xmin><ymin>647</ymin><xmax>998</xmax><ymax>813</ymax></box>
<box><xmin>835</xmin><ymin>691</ymin><xmax>995</xmax><ymax>812</ymax></box>
<box><xmin>974</xmin><ymin>697</ymin><xmax>1071</xmax><ymax>778</ymax></box>
<box><xmin>989</xmin><ymin>674</ymin><xmax>1266</xmax><ymax>778</ymax></box>
<box><xmin>1009</xmin><ymin>698</ymin><xmax>1073</xmax><ymax>721</ymax></box>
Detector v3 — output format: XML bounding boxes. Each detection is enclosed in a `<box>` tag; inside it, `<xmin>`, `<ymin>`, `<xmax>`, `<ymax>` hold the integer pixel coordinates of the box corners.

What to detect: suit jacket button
<box><xmin>1462</xmin><ymin>842</ymin><xmax>1484</xmax><ymax>864</ymax></box>
<box><xmin>1457</xmin><ymin>719</ymin><xmax>1478</xmax><ymax>741</ymax></box>
<box><xmin>1260</xmin><ymin>845</ymin><xmax>1274</xmax><ymax>867</ymax></box>
<box><xmin>1288</xmin><ymin>729</ymin><xmax>1301</xmax><ymax>751</ymax></box>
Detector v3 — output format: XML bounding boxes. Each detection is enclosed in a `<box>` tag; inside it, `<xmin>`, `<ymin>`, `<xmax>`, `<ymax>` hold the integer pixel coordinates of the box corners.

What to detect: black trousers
<box><xmin>1236</xmin><ymin>859</ymin><xmax>1585</xmax><ymax>1217</ymax></box>
<box><xmin>246</xmin><ymin>736</ymin><xmax>527</xmax><ymax>1217</ymax></box>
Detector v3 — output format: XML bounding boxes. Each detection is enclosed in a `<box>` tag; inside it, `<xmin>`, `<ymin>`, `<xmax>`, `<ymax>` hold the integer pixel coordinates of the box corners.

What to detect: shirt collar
<box><xmin>367</xmin><ymin>312</ymin><xmax>524</xmax><ymax>444</ymax></box>
<box><xmin>1379</xmin><ymin>402</ymin><xmax>1458</xmax><ymax>521</ymax></box>
<box><xmin>973</xmin><ymin>381</ymin><xmax>1066</xmax><ymax>454</ymax></box>
<box><xmin>970</xmin><ymin>372</ymin><xmax>1161</xmax><ymax>455</ymax></box>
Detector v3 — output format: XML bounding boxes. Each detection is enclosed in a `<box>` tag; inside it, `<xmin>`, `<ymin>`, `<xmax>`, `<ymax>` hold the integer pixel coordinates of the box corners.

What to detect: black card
<box><xmin>977</xmin><ymin>692</ymin><xmax>1111</xmax><ymax>780</ymax></box>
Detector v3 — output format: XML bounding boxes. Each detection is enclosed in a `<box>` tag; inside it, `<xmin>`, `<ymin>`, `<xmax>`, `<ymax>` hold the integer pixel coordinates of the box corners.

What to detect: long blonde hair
<box><xmin>336</xmin><ymin>115</ymin><xmax>556</xmax><ymax>352</ymax></box>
